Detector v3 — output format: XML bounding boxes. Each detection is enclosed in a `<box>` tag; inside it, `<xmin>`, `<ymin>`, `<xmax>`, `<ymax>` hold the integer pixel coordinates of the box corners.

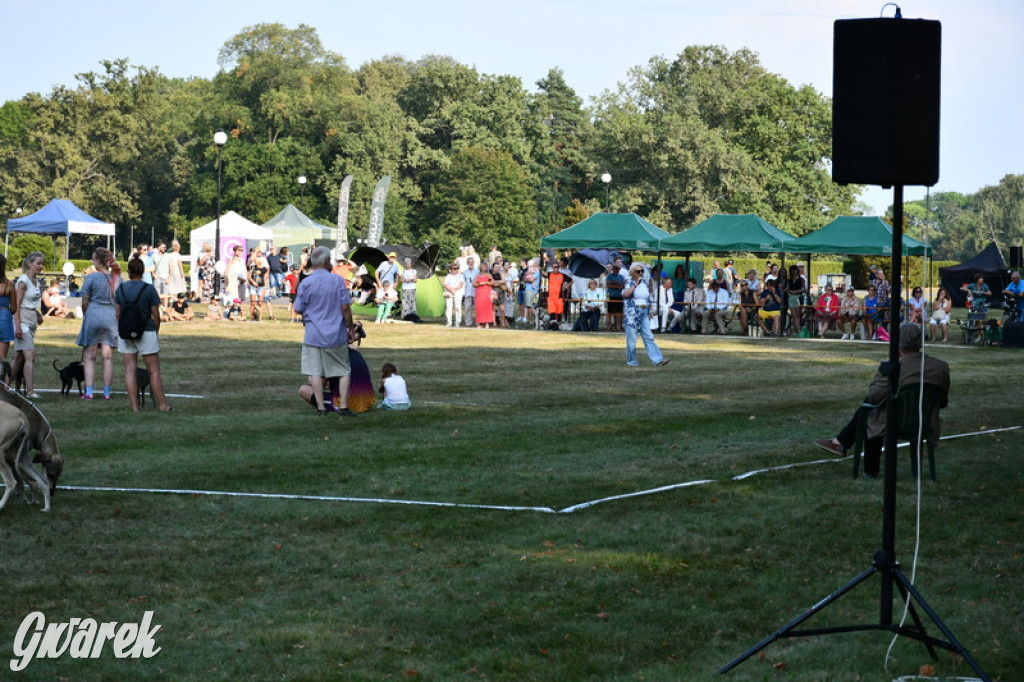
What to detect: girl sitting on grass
<box><xmin>377</xmin><ymin>363</ymin><xmax>411</xmax><ymax>411</ymax></box>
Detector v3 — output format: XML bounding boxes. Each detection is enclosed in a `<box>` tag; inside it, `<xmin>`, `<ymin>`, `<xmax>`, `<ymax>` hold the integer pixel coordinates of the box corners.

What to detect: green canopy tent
<box><xmin>785</xmin><ymin>216</ymin><xmax>931</xmax><ymax>256</ymax></box>
<box><xmin>262</xmin><ymin>204</ymin><xmax>336</xmax><ymax>256</ymax></box>
<box><xmin>658</xmin><ymin>213</ymin><xmax>795</xmax><ymax>253</ymax></box>
<box><xmin>540</xmin><ymin>212</ymin><xmax>670</xmax><ymax>251</ymax></box>
<box><xmin>541</xmin><ymin>212</ymin><xmax>670</xmax><ymax>327</ymax></box>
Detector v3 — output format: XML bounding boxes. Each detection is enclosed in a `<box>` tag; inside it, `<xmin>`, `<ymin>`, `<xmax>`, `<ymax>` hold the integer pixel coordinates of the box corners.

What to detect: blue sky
<box><xmin>2</xmin><ymin>0</ymin><xmax>1021</xmax><ymax>215</ymax></box>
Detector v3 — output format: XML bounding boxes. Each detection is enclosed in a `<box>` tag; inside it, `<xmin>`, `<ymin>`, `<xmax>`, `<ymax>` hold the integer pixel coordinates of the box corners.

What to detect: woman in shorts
<box><xmin>12</xmin><ymin>251</ymin><xmax>45</xmax><ymax>398</ymax></box>
<box><xmin>928</xmin><ymin>287</ymin><xmax>952</xmax><ymax>342</ymax></box>
<box><xmin>115</xmin><ymin>257</ymin><xmax>172</xmax><ymax>412</ymax></box>
<box><xmin>837</xmin><ymin>287</ymin><xmax>862</xmax><ymax>340</ymax></box>
<box><xmin>247</xmin><ymin>247</ymin><xmax>272</xmax><ymax>321</ymax></box>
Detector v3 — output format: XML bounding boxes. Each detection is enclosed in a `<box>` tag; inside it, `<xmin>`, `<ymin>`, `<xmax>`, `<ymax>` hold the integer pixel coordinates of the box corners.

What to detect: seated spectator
<box><xmin>375</xmin><ymin>280</ymin><xmax>398</xmax><ymax>323</ymax></box>
<box><xmin>580</xmin><ymin>279</ymin><xmax>604</xmax><ymax>332</ymax></box>
<box><xmin>929</xmin><ymin>286</ymin><xmax>951</xmax><ymax>342</ymax></box>
<box><xmin>815</xmin><ymin>285</ymin><xmax>841</xmax><ymax>338</ymax></box>
<box><xmin>702</xmin><ymin>279</ymin><xmax>732</xmax><ymax>335</ymax></box>
<box><xmin>167</xmin><ymin>293</ymin><xmax>195</xmax><ymax>321</ymax></box>
<box><xmin>206</xmin><ymin>299</ymin><xmax>224</xmax><ymax>321</ymax></box>
<box><xmin>681</xmin><ymin>277</ymin><xmax>705</xmax><ymax>333</ymax></box>
<box><xmin>862</xmin><ymin>285</ymin><xmax>882</xmax><ymax>340</ymax></box>
<box><xmin>906</xmin><ymin>286</ymin><xmax>926</xmax><ymax>324</ymax></box>
<box><xmin>655</xmin><ymin>277</ymin><xmax>681</xmax><ymax>332</ymax></box>
<box><xmin>42</xmin><ymin>281</ymin><xmax>73</xmax><ymax>318</ymax></box>
<box><xmin>227</xmin><ymin>298</ymin><xmax>245</xmax><ymax>321</ymax></box>
<box><xmin>355</xmin><ymin>276</ymin><xmax>376</xmax><ymax>305</ymax></box>
<box><xmin>758</xmin><ymin>278</ymin><xmax>783</xmax><ymax>335</ymax></box>
<box><xmin>736</xmin><ymin>280</ymin><xmax>758</xmax><ymax>335</ymax></box>
<box><xmin>961</xmin><ymin>272</ymin><xmax>991</xmax><ymax>313</ymax></box>
<box><xmin>67</xmin><ymin>275</ymin><xmax>81</xmax><ymax>297</ymax></box>
<box><xmin>837</xmin><ymin>288</ymin><xmax>863</xmax><ymax>340</ymax></box>
<box><xmin>813</xmin><ymin>324</ymin><xmax>949</xmax><ymax>478</ymax></box>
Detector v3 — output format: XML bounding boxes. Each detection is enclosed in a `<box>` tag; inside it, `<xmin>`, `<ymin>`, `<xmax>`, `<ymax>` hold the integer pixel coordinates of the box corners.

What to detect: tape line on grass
<box><xmin>53</xmin><ymin>426</ymin><xmax>1020</xmax><ymax>514</ymax></box>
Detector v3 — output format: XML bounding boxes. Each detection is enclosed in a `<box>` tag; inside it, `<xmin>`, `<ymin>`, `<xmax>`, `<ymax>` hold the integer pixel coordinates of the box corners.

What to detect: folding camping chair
<box><xmin>851</xmin><ymin>383</ymin><xmax>943</xmax><ymax>480</ymax></box>
<box><xmin>960</xmin><ymin>311</ymin><xmax>987</xmax><ymax>344</ymax></box>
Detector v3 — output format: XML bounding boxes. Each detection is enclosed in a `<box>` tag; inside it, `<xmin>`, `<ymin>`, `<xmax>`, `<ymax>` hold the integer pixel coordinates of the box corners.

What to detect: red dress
<box><xmin>547</xmin><ymin>272</ymin><xmax>565</xmax><ymax>315</ymax></box>
<box><xmin>474</xmin><ymin>274</ymin><xmax>495</xmax><ymax>324</ymax></box>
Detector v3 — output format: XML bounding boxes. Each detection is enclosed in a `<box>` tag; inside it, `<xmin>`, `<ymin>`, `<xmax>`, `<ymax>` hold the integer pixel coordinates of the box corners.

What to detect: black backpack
<box><xmin>118</xmin><ymin>284</ymin><xmax>149</xmax><ymax>340</ymax></box>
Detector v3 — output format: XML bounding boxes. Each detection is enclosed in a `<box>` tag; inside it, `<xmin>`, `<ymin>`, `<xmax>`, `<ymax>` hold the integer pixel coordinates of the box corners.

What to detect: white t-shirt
<box><xmin>383</xmin><ymin>375</ymin><xmax>410</xmax><ymax>405</ymax></box>
<box><xmin>443</xmin><ymin>273</ymin><xmax>464</xmax><ymax>294</ymax></box>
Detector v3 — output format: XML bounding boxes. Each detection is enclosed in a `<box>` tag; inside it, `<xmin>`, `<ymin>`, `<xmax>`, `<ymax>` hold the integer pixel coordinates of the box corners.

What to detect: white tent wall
<box><xmin>188</xmin><ymin>211</ymin><xmax>273</xmax><ymax>294</ymax></box>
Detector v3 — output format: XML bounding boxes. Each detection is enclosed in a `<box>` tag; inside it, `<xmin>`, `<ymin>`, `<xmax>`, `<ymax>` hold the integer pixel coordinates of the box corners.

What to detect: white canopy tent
<box><xmin>188</xmin><ymin>211</ymin><xmax>273</xmax><ymax>292</ymax></box>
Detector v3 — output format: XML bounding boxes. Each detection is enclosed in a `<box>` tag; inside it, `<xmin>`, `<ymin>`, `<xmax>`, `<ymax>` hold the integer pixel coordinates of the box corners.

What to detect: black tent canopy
<box><xmin>347</xmin><ymin>243</ymin><xmax>441</xmax><ymax>278</ymax></box>
<box><xmin>938</xmin><ymin>242</ymin><xmax>1009</xmax><ymax>308</ymax></box>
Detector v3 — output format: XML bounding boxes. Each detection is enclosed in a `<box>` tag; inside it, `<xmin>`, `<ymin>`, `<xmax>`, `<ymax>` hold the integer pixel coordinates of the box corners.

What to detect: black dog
<box><xmin>0</xmin><ymin>359</ymin><xmax>11</xmax><ymax>387</ymax></box>
<box><xmin>54</xmin><ymin>360</ymin><xmax>85</xmax><ymax>397</ymax></box>
<box><xmin>136</xmin><ymin>368</ymin><xmax>154</xmax><ymax>408</ymax></box>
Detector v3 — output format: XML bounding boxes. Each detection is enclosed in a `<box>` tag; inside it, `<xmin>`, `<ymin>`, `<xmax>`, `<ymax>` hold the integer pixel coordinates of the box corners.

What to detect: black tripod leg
<box><xmin>891</xmin><ymin>569</ymin><xmax>993</xmax><ymax>682</ymax></box>
<box><xmin>890</xmin><ymin>572</ymin><xmax>940</xmax><ymax>660</ymax></box>
<box><xmin>718</xmin><ymin>566</ymin><xmax>877</xmax><ymax>674</ymax></box>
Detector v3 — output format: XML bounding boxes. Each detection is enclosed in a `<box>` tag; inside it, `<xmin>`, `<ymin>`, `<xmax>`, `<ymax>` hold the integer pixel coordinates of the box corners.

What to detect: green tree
<box><xmin>590</xmin><ymin>46</ymin><xmax>856</xmax><ymax>233</ymax></box>
<box><xmin>528</xmin><ymin>69</ymin><xmax>592</xmax><ymax>232</ymax></box>
<box><xmin>425</xmin><ymin>147</ymin><xmax>538</xmax><ymax>261</ymax></box>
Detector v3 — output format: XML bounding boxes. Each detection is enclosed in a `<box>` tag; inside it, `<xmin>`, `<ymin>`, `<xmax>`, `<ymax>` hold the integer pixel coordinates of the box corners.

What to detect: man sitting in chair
<box><xmin>701</xmin><ymin>279</ymin><xmax>732</xmax><ymax>335</ymax></box>
<box><xmin>813</xmin><ymin>323</ymin><xmax>950</xmax><ymax>478</ymax></box>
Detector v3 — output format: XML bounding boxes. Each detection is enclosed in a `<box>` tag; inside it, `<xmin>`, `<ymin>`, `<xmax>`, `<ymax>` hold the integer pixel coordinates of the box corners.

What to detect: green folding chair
<box><xmin>851</xmin><ymin>383</ymin><xmax>944</xmax><ymax>480</ymax></box>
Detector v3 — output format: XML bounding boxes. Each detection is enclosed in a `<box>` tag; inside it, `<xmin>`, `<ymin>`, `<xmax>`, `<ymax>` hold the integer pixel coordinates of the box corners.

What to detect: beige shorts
<box><xmin>118</xmin><ymin>330</ymin><xmax>160</xmax><ymax>356</ymax></box>
<box><xmin>14</xmin><ymin>318</ymin><xmax>37</xmax><ymax>352</ymax></box>
<box><xmin>301</xmin><ymin>344</ymin><xmax>350</xmax><ymax>379</ymax></box>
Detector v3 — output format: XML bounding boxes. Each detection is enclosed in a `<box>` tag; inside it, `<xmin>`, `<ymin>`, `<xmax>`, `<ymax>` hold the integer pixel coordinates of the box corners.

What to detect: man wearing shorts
<box><xmin>294</xmin><ymin>246</ymin><xmax>358</xmax><ymax>416</ymax></box>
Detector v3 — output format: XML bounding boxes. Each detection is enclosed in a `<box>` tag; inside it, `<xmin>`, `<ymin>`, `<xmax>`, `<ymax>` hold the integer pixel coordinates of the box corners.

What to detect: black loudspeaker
<box><xmin>833</xmin><ymin>18</ymin><xmax>941</xmax><ymax>186</ymax></box>
<box><xmin>1010</xmin><ymin>246</ymin><xmax>1023</xmax><ymax>270</ymax></box>
<box><xmin>1002</xmin><ymin>322</ymin><xmax>1024</xmax><ymax>349</ymax></box>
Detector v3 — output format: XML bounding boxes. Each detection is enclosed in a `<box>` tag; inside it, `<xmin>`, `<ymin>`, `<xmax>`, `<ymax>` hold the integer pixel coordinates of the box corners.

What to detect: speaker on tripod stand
<box><xmin>721</xmin><ymin>14</ymin><xmax>992</xmax><ymax>680</ymax></box>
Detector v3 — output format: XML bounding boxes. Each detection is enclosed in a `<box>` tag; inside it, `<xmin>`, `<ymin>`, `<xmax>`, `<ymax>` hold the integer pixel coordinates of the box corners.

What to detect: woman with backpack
<box><xmin>76</xmin><ymin>247</ymin><xmax>121</xmax><ymax>399</ymax></box>
<box><xmin>115</xmin><ymin>256</ymin><xmax>172</xmax><ymax>412</ymax></box>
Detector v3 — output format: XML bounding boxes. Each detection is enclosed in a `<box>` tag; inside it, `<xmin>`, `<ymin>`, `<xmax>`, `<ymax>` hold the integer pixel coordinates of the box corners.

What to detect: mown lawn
<box><xmin>2</xmin><ymin>310</ymin><xmax>1021</xmax><ymax>681</ymax></box>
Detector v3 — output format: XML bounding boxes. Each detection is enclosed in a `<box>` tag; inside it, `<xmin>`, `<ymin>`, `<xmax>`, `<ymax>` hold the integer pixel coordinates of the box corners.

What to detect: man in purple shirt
<box><xmin>294</xmin><ymin>246</ymin><xmax>358</xmax><ymax>415</ymax></box>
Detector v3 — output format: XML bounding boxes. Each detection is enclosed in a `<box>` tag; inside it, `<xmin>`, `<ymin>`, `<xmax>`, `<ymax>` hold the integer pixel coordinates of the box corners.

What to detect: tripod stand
<box><xmin>718</xmin><ymin>186</ymin><xmax>991</xmax><ymax>680</ymax></box>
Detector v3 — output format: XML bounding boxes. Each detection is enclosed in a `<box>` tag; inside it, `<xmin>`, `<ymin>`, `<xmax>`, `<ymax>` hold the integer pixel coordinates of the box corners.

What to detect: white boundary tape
<box><xmin>32</xmin><ymin>388</ymin><xmax>205</xmax><ymax>399</ymax></box>
<box><xmin>46</xmin><ymin>426</ymin><xmax>1022</xmax><ymax>514</ymax></box>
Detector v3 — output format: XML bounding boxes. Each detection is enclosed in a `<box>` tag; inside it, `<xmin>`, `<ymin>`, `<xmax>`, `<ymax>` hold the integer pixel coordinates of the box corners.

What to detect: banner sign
<box><xmin>365</xmin><ymin>175</ymin><xmax>391</xmax><ymax>248</ymax></box>
<box><xmin>334</xmin><ymin>174</ymin><xmax>353</xmax><ymax>261</ymax></box>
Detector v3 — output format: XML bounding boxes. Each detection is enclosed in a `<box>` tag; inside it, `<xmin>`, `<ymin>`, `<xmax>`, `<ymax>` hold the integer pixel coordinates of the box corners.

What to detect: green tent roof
<box><xmin>540</xmin><ymin>212</ymin><xmax>670</xmax><ymax>252</ymax></box>
<box><xmin>785</xmin><ymin>216</ymin><xmax>931</xmax><ymax>256</ymax></box>
<box><xmin>658</xmin><ymin>214</ymin><xmax>795</xmax><ymax>253</ymax></box>
<box><xmin>262</xmin><ymin>203</ymin><xmax>333</xmax><ymax>234</ymax></box>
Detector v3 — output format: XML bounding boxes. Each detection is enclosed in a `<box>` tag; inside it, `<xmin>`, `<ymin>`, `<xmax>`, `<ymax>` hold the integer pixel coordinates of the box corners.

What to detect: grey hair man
<box><xmin>814</xmin><ymin>323</ymin><xmax>950</xmax><ymax>477</ymax></box>
<box><xmin>294</xmin><ymin>246</ymin><xmax>358</xmax><ymax>416</ymax></box>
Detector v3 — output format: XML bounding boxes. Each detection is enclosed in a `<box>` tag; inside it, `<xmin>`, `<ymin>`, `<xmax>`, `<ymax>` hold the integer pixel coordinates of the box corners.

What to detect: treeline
<box><xmin>0</xmin><ymin>23</ymin><xmax>1018</xmax><ymax>264</ymax></box>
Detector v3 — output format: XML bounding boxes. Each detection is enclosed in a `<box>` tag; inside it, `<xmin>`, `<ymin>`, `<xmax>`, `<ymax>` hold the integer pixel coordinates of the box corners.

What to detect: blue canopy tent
<box><xmin>6</xmin><ymin>199</ymin><xmax>116</xmax><ymax>261</ymax></box>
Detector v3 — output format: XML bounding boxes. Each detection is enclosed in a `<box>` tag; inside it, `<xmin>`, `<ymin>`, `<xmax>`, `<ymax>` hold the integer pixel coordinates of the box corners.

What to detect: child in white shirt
<box><xmin>377</xmin><ymin>363</ymin><xmax>411</xmax><ymax>411</ymax></box>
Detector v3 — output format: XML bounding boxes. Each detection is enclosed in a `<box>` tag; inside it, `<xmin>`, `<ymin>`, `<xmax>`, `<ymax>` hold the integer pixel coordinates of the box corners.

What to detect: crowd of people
<box><xmin>4</xmin><ymin>235</ymin><xmax>1019</xmax><ymax>426</ymax></box>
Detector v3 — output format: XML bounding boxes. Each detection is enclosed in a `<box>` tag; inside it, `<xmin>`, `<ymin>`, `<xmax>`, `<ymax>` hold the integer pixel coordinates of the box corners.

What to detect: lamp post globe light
<box><xmin>601</xmin><ymin>172</ymin><xmax>612</xmax><ymax>212</ymax></box>
<box><xmin>213</xmin><ymin>129</ymin><xmax>227</xmax><ymax>297</ymax></box>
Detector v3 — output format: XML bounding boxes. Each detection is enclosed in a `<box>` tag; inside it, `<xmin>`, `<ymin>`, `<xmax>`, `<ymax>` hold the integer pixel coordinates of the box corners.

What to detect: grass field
<box><xmin>3</xmin><ymin>307</ymin><xmax>1022</xmax><ymax>681</ymax></box>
